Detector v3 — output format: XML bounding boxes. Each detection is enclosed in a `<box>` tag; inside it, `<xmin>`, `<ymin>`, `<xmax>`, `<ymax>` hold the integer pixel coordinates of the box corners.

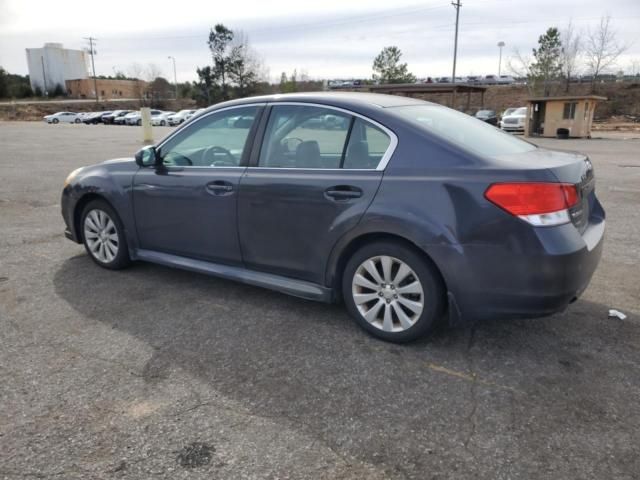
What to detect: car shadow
<box><xmin>53</xmin><ymin>254</ymin><xmax>640</xmax><ymax>477</ymax></box>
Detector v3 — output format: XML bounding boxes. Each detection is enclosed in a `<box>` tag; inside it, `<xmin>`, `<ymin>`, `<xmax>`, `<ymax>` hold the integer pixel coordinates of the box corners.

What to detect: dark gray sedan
<box><xmin>61</xmin><ymin>93</ymin><xmax>604</xmax><ymax>342</ymax></box>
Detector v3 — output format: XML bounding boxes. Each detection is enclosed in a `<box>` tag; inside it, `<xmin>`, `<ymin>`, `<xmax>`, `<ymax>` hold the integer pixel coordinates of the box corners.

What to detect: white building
<box><xmin>25</xmin><ymin>43</ymin><xmax>89</xmax><ymax>94</ymax></box>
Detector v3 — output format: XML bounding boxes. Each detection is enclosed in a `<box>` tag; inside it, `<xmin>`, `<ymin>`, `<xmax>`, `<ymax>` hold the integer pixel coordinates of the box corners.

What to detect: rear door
<box><xmin>237</xmin><ymin>104</ymin><xmax>396</xmax><ymax>285</ymax></box>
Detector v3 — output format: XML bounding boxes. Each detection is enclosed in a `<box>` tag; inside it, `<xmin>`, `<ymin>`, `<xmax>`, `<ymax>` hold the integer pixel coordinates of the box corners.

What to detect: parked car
<box><xmin>125</xmin><ymin>110</ymin><xmax>163</xmax><ymax>126</ymax></box>
<box><xmin>168</xmin><ymin>109</ymin><xmax>196</xmax><ymax>126</ymax></box>
<box><xmin>498</xmin><ymin>107</ymin><xmax>518</xmax><ymax>128</ymax></box>
<box><xmin>465</xmin><ymin>75</ymin><xmax>481</xmax><ymax>84</ymax></box>
<box><xmin>151</xmin><ymin>111</ymin><xmax>175</xmax><ymax>126</ymax></box>
<box><xmin>474</xmin><ymin>109</ymin><xmax>498</xmax><ymax>126</ymax></box>
<box><xmin>501</xmin><ymin>106</ymin><xmax>527</xmax><ymax>132</ymax></box>
<box><xmin>482</xmin><ymin>75</ymin><xmax>498</xmax><ymax>85</ymax></box>
<box><xmin>497</xmin><ymin>75</ymin><xmax>515</xmax><ymax>85</ymax></box>
<box><xmin>184</xmin><ymin>108</ymin><xmax>205</xmax><ymax>121</ymax></box>
<box><xmin>44</xmin><ymin>112</ymin><xmax>80</xmax><ymax>124</ymax></box>
<box><xmin>103</xmin><ymin>110</ymin><xmax>131</xmax><ymax>125</ymax></box>
<box><xmin>61</xmin><ymin>93</ymin><xmax>604</xmax><ymax>343</ymax></box>
<box><xmin>83</xmin><ymin>111</ymin><xmax>113</xmax><ymax>125</ymax></box>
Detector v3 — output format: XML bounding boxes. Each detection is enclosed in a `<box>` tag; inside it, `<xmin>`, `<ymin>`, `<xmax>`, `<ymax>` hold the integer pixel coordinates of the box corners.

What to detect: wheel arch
<box><xmin>327</xmin><ymin>231</ymin><xmax>449</xmax><ymax>306</ymax></box>
<box><xmin>73</xmin><ymin>193</ymin><xmax>117</xmax><ymax>242</ymax></box>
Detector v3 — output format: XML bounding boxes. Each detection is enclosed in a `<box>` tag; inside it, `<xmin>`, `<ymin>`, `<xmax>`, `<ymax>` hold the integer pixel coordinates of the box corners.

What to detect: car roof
<box><xmin>204</xmin><ymin>92</ymin><xmax>434</xmax><ymax>113</ymax></box>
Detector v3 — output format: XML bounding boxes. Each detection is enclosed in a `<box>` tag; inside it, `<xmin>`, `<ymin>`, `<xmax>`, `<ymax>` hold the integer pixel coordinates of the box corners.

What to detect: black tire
<box><xmin>342</xmin><ymin>241</ymin><xmax>445</xmax><ymax>343</ymax></box>
<box><xmin>52</xmin><ymin>118</ymin><xmax>59</xmax><ymax>124</ymax></box>
<box><xmin>160</xmin><ymin>120</ymin><xmax>166</xmax><ymax>126</ymax></box>
<box><xmin>136</xmin><ymin>119</ymin><xmax>142</xmax><ymax>126</ymax></box>
<box><xmin>80</xmin><ymin>200</ymin><xmax>131</xmax><ymax>270</ymax></box>
<box><xmin>75</xmin><ymin>118</ymin><xmax>81</xmax><ymax>124</ymax></box>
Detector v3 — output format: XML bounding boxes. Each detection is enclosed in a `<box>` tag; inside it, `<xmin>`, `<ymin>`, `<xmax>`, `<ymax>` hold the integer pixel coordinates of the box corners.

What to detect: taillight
<box><xmin>485</xmin><ymin>182</ymin><xmax>579</xmax><ymax>226</ymax></box>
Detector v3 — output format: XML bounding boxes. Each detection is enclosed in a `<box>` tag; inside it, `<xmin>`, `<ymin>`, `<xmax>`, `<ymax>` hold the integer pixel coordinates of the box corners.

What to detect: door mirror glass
<box><xmin>135</xmin><ymin>146</ymin><xmax>157</xmax><ymax>167</ymax></box>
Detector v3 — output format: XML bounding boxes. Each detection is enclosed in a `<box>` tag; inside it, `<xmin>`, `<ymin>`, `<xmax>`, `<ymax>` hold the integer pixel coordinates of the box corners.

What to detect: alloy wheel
<box><xmin>351</xmin><ymin>255</ymin><xmax>424</xmax><ymax>332</ymax></box>
<box><xmin>83</xmin><ymin>209</ymin><xmax>119</xmax><ymax>263</ymax></box>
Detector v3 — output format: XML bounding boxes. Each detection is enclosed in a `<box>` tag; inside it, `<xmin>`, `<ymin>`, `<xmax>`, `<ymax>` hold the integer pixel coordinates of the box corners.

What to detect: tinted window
<box><xmin>259</xmin><ymin>105</ymin><xmax>351</xmax><ymax>169</ymax></box>
<box><xmin>159</xmin><ymin>106</ymin><xmax>258</xmax><ymax>167</ymax></box>
<box><xmin>391</xmin><ymin>105</ymin><xmax>536</xmax><ymax>157</ymax></box>
<box><xmin>343</xmin><ymin>118</ymin><xmax>391</xmax><ymax>169</ymax></box>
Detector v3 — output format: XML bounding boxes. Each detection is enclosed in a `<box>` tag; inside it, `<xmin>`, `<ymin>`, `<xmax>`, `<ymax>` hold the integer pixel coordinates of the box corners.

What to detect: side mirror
<box><xmin>135</xmin><ymin>146</ymin><xmax>158</xmax><ymax>167</ymax></box>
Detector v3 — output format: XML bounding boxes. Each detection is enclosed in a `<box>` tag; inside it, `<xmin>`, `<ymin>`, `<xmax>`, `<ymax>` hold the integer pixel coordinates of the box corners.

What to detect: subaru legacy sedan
<box><xmin>61</xmin><ymin>93</ymin><xmax>604</xmax><ymax>342</ymax></box>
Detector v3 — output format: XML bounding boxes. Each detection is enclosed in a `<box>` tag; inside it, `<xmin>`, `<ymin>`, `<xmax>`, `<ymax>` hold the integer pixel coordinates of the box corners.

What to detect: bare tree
<box><xmin>507</xmin><ymin>48</ymin><xmax>535</xmax><ymax>94</ymax></box>
<box><xmin>584</xmin><ymin>16</ymin><xmax>627</xmax><ymax>92</ymax></box>
<box><xmin>228</xmin><ymin>31</ymin><xmax>267</xmax><ymax>96</ymax></box>
<box><xmin>145</xmin><ymin>63</ymin><xmax>164</xmax><ymax>83</ymax></box>
<box><xmin>561</xmin><ymin>21</ymin><xmax>582</xmax><ymax>93</ymax></box>
<box><xmin>127</xmin><ymin>63</ymin><xmax>146</xmax><ymax>103</ymax></box>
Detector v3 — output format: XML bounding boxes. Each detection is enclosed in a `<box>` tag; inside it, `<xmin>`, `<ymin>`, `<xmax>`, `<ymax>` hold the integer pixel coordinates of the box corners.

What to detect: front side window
<box><xmin>259</xmin><ymin>105</ymin><xmax>351</xmax><ymax>169</ymax></box>
<box><xmin>159</xmin><ymin>106</ymin><xmax>258</xmax><ymax>167</ymax></box>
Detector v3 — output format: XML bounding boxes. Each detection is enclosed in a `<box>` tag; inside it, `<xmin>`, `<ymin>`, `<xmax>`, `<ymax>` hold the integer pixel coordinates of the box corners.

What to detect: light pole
<box><xmin>497</xmin><ymin>41</ymin><xmax>505</xmax><ymax>77</ymax></box>
<box><xmin>168</xmin><ymin>56</ymin><xmax>178</xmax><ymax>99</ymax></box>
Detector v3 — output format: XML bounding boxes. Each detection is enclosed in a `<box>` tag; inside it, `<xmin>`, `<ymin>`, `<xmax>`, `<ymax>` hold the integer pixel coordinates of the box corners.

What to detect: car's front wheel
<box><xmin>342</xmin><ymin>241</ymin><xmax>445</xmax><ymax>342</ymax></box>
<box><xmin>81</xmin><ymin>200</ymin><xmax>131</xmax><ymax>270</ymax></box>
<box><xmin>52</xmin><ymin>118</ymin><xmax>59</xmax><ymax>124</ymax></box>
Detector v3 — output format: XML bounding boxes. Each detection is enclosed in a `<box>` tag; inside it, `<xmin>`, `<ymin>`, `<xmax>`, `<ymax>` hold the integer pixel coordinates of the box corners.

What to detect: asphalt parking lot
<box><xmin>1</xmin><ymin>121</ymin><xmax>639</xmax><ymax>479</ymax></box>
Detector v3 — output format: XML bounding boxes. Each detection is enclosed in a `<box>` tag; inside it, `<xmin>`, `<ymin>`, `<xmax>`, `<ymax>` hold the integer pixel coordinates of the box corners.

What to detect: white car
<box><xmin>44</xmin><ymin>112</ymin><xmax>81</xmax><ymax>124</ymax></box>
<box><xmin>184</xmin><ymin>108</ymin><xmax>205</xmax><ymax>121</ymax></box>
<box><xmin>497</xmin><ymin>75</ymin><xmax>515</xmax><ymax>85</ymax></box>
<box><xmin>168</xmin><ymin>109</ymin><xmax>196</xmax><ymax>126</ymax></box>
<box><xmin>151</xmin><ymin>111</ymin><xmax>175</xmax><ymax>126</ymax></box>
<box><xmin>125</xmin><ymin>109</ymin><xmax>163</xmax><ymax>126</ymax></box>
<box><xmin>501</xmin><ymin>107</ymin><xmax>527</xmax><ymax>133</ymax></box>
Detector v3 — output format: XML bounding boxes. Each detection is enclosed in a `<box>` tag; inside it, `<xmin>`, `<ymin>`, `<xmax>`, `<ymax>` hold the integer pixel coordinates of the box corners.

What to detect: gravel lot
<box><xmin>1</xmin><ymin>121</ymin><xmax>639</xmax><ymax>479</ymax></box>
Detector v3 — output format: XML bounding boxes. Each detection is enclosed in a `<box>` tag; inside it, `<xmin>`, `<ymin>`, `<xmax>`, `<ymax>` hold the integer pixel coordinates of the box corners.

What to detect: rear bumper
<box><xmin>438</xmin><ymin>215</ymin><xmax>605</xmax><ymax>325</ymax></box>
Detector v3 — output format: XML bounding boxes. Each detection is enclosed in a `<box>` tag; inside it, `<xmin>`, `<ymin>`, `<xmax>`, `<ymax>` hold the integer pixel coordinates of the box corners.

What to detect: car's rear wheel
<box><xmin>342</xmin><ymin>241</ymin><xmax>444</xmax><ymax>342</ymax></box>
<box><xmin>136</xmin><ymin>119</ymin><xmax>141</xmax><ymax>126</ymax></box>
<box><xmin>52</xmin><ymin>118</ymin><xmax>59</xmax><ymax>124</ymax></box>
<box><xmin>81</xmin><ymin>200</ymin><xmax>131</xmax><ymax>270</ymax></box>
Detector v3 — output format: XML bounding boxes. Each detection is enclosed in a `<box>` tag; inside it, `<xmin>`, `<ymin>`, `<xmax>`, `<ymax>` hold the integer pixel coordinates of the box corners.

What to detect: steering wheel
<box><xmin>282</xmin><ymin>137</ymin><xmax>304</xmax><ymax>153</ymax></box>
<box><xmin>203</xmin><ymin>145</ymin><xmax>236</xmax><ymax>166</ymax></box>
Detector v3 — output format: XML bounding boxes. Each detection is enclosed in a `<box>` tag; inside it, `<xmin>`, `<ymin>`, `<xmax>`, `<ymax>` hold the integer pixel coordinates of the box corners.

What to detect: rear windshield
<box><xmin>390</xmin><ymin>105</ymin><xmax>536</xmax><ymax>157</ymax></box>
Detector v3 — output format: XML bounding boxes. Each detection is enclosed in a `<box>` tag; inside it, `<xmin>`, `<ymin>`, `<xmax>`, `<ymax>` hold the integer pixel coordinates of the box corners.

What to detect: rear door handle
<box><xmin>206</xmin><ymin>180</ymin><xmax>234</xmax><ymax>196</ymax></box>
<box><xmin>324</xmin><ymin>186</ymin><xmax>363</xmax><ymax>200</ymax></box>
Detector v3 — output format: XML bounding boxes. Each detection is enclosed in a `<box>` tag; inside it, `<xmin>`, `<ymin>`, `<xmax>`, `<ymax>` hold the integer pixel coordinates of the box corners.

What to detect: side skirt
<box><xmin>135</xmin><ymin>249</ymin><xmax>334</xmax><ymax>303</ymax></box>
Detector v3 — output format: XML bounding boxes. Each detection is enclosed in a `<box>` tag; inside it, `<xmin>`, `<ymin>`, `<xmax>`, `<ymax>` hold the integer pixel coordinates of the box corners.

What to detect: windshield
<box><xmin>390</xmin><ymin>105</ymin><xmax>536</xmax><ymax>157</ymax></box>
<box><xmin>514</xmin><ymin>107</ymin><xmax>527</xmax><ymax>115</ymax></box>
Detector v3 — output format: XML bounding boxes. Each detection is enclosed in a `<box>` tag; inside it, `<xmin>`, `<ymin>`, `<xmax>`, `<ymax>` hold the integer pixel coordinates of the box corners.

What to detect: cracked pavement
<box><xmin>1</xmin><ymin>122</ymin><xmax>639</xmax><ymax>479</ymax></box>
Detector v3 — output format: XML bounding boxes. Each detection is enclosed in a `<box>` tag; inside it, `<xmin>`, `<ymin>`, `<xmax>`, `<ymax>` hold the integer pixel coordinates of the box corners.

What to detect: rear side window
<box><xmin>343</xmin><ymin>118</ymin><xmax>391</xmax><ymax>169</ymax></box>
<box><xmin>259</xmin><ymin>105</ymin><xmax>351</xmax><ymax>169</ymax></box>
<box><xmin>390</xmin><ymin>105</ymin><xmax>536</xmax><ymax>157</ymax></box>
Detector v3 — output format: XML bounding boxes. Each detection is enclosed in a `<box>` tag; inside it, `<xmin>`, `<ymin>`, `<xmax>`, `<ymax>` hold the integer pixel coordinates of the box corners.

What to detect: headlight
<box><xmin>64</xmin><ymin>167</ymin><xmax>84</xmax><ymax>187</ymax></box>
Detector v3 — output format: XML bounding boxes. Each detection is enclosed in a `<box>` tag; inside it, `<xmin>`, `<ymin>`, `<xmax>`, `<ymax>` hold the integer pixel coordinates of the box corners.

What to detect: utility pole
<box><xmin>40</xmin><ymin>56</ymin><xmax>48</xmax><ymax>96</ymax></box>
<box><xmin>497</xmin><ymin>41</ymin><xmax>505</xmax><ymax>76</ymax></box>
<box><xmin>451</xmin><ymin>0</ymin><xmax>462</xmax><ymax>108</ymax></box>
<box><xmin>168</xmin><ymin>56</ymin><xmax>178</xmax><ymax>99</ymax></box>
<box><xmin>84</xmin><ymin>37</ymin><xmax>99</xmax><ymax>102</ymax></box>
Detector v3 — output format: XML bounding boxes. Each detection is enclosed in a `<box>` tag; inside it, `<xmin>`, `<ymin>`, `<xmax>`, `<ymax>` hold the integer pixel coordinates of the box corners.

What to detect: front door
<box><xmin>237</xmin><ymin>104</ymin><xmax>394</xmax><ymax>284</ymax></box>
<box><xmin>133</xmin><ymin>105</ymin><xmax>262</xmax><ymax>264</ymax></box>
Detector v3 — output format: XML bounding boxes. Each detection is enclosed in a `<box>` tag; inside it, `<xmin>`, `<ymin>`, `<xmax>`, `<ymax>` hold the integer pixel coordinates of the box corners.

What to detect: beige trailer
<box><xmin>524</xmin><ymin>95</ymin><xmax>607</xmax><ymax>138</ymax></box>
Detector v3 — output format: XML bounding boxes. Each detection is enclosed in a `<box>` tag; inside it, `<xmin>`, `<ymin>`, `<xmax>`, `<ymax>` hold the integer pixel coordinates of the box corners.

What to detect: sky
<box><xmin>1</xmin><ymin>0</ymin><xmax>639</xmax><ymax>83</ymax></box>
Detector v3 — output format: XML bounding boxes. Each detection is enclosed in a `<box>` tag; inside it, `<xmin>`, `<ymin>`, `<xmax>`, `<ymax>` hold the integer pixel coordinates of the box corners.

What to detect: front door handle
<box><xmin>324</xmin><ymin>185</ymin><xmax>363</xmax><ymax>201</ymax></box>
<box><xmin>206</xmin><ymin>180</ymin><xmax>234</xmax><ymax>196</ymax></box>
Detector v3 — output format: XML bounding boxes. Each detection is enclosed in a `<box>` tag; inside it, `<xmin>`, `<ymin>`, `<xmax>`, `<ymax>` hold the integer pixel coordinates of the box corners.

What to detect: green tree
<box><xmin>0</xmin><ymin>67</ymin><xmax>8</xmax><ymax>98</ymax></box>
<box><xmin>530</xmin><ymin>27</ymin><xmax>563</xmax><ymax>96</ymax></box>
<box><xmin>208</xmin><ymin>23</ymin><xmax>234</xmax><ymax>100</ymax></box>
<box><xmin>372</xmin><ymin>46</ymin><xmax>416</xmax><ymax>84</ymax></box>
